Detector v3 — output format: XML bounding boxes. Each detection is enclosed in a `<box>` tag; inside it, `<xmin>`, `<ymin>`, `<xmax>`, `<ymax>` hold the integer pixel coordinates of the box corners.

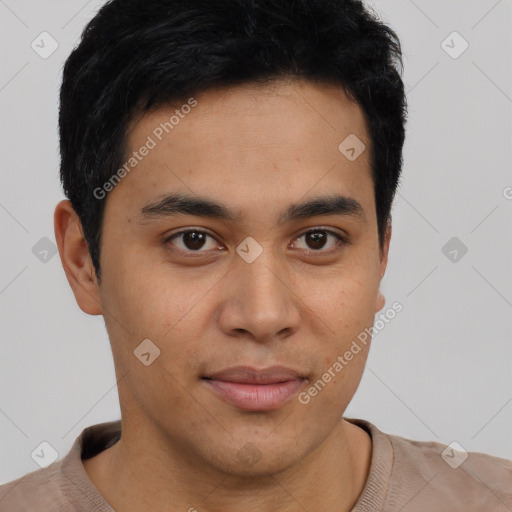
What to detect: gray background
<box><xmin>1</xmin><ymin>0</ymin><xmax>511</xmax><ymax>483</ymax></box>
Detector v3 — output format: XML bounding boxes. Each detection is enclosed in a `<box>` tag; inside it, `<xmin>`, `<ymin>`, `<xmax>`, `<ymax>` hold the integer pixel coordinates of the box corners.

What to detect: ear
<box><xmin>375</xmin><ymin>220</ymin><xmax>392</xmax><ymax>313</ymax></box>
<box><xmin>54</xmin><ymin>199</ymin><xmax>103</xmax><ymax>315</ymax></box>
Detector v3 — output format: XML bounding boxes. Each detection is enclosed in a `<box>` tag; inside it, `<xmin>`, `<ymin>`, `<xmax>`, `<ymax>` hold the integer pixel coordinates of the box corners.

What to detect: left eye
<box><xmin>165</xmin><ymin>228</ymin><xmax>345</xmax><ymax>254</ymax></box>
<box><xmin>291</xmin><ymin>229</ymin><xmax>345</xmax><ymax>252</ymax></box>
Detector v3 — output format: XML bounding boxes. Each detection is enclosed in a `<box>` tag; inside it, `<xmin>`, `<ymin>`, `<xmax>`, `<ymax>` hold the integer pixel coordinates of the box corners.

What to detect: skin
<box><xmin>54</xmin><ymin>78</ymin><xmax>391</xmax><ymax>512</ymax></box>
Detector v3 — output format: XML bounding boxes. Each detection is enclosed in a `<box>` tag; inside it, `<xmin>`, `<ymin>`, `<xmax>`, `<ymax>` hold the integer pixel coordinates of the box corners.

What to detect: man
<box><xmin>1</xmin><ymin>0</ymin><xmax>510</xmax><ymax>510</ymax></box>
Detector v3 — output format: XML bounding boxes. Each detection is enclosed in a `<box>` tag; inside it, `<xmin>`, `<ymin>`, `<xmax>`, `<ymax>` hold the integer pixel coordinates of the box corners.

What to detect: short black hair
<box><xmin>59</xmin><ymin>0</ymin><xmax>407</xmax><ymax>280</ymax></box>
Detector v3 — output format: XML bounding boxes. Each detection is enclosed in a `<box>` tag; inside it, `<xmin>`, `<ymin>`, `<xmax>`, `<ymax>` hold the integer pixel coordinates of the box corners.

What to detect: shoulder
<box><xmin>0</xmin><ymin>420</ymin><xmax>121</xmax><ymax>512</ymax></box>
<box><xmin>347</xmin><ymin>417</ymin><xmax>511</xmax><ymax>512</ymax></box>
<box><xmin>0</xmin><ymin>461</ymin><xmax>71</xmax><ymax>511</ymax></box>
<box><xmin>387</xmin><ymin>430</ymin><xmax>512</xmax><ymax>511</ymax></box>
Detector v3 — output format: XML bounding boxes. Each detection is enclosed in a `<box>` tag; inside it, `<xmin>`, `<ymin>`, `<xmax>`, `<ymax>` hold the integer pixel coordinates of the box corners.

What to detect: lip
<box><xmin>202</xmin><ymin>366</ymin><xmax>307</xmax><ymax>411</ymax></box>
<box><xmin>204</xmin><ymin>365</ymin><xmax>305</xmax><ymax>384</ymax></box>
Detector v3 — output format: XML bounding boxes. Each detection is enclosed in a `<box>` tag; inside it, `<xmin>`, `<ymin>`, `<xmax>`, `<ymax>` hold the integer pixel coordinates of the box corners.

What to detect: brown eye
<box><xmin>181</xmin><ymin>231</ymin><xmax>207</xmax><ymax>250</ymax></box>
<box><xmin>292</xmin><ymin>229</ymin><xmax>345</xmax><ymax>253</ymax></box>
<box><xmin>165</xmin><ymin>230</ymin><xmax>220</xmax><ymax>253</ymax></box>
<box><xmin>305</xmin><ymin>231</ymin><xmax>328</xmax><ymax>250</ymax></box>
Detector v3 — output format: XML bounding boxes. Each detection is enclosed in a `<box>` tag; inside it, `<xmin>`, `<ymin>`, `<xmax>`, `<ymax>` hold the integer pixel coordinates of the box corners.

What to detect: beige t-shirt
<box><xmin>0</xmin><ymin>417</ymin><xmax>510</xmax><ymax>511</ymax></box>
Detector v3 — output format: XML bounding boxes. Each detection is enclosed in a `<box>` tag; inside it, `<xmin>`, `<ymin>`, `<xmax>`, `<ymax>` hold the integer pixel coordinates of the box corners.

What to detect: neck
<box><xmin>83</xmin><ymin>417</ymin><xmax>372</xmax><ymax>512</ymax></box>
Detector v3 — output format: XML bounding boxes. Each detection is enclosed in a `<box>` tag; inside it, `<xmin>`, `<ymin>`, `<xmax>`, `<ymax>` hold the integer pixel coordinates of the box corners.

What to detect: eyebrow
<box><xmin>139</xmin><ymin>192</ymin><xmax>366</xmax><ymax>224</ymax></box>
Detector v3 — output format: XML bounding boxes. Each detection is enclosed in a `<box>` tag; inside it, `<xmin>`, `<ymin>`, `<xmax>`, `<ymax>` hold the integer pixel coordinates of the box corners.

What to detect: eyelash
<box><xmin>163</xmin><ymin>227</ymin><xmax>347</xmax><ymax>257</ymax></box>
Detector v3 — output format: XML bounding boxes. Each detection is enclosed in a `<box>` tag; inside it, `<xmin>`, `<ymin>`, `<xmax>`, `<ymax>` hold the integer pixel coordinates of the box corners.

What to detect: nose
<box><xmin>217</xmin><ymin>249</ymin><xmax>301</xmax><ymax>343</ymax></box>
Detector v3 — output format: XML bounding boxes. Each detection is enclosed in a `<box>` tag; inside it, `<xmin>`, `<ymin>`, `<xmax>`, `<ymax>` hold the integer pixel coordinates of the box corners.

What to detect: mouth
<box><xmin>201</xmin><ymin>366</ymin><xmax>308</xmax><ymax>411</ymax></box>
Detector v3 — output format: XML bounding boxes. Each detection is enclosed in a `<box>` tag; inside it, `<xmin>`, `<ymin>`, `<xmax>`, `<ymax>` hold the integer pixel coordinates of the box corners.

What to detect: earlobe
<box><xmin>376</xmin><ymin>221</ymin><xmax>392</xmax><ymax>314</ymax></box>
<box><xmin>54</xmin><ymin>199</ymin><xmax>103</xmax><ymax>315</ymax></box>
<box><xmin>375</xmin><ymin>290</ymin><xmax>386</xmax><ymax>313</ymax></box>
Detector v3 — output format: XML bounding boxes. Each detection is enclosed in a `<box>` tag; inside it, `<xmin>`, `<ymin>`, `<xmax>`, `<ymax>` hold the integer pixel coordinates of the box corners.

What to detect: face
<box><xmin>63</xmin><ymin>79</ymin><xmax>390</xmax><ymax>476</ymax></box>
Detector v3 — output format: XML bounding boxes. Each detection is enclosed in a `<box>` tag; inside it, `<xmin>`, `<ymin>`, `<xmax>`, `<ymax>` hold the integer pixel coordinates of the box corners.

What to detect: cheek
<box><xmin>297</xmin><ymin>347</ymin><xmax>369</xmax><ymax>425</ymax></box>
<box><xmin>100</xmin><ymin>264</ymin><xmax>208</xmax><ymax>419</ymax></box>
<box><xmin>301</xmin><ymin>268</ymin><xmax>379</xmax><ymax>336</ymax></box>
<box><xmin>101</xmin><ymin>242</ymin><xmax>192</xmax><ymax>328</ymax></box>
<box><xmin>100</xmin><ymin>257</ymin><xmax>221</xmax><ymax>372</ymax></box>
<box><xmin>298</xmin><ymin>270</ymin><xmax>377</xmax><ymax>399</ymax></box>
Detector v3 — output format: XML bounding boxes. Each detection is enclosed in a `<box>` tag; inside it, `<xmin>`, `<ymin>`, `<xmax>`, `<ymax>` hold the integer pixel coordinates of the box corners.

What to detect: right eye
<box><xmin>164</xmin><ymin>229</ymin><xmax>224</xmax><ymax>254</ymax></box>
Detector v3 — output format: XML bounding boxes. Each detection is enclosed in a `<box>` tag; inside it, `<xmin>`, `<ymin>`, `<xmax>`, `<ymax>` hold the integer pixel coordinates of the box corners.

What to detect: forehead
<box><xmin>127</xmin><ymin>79</ymin><xmax>369</xmax><ymax>154</ymax></box>
<box><xmin>109</xmin><ymin>79</ymin><xmax>374</xmax><ymax>225</ymax></box>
